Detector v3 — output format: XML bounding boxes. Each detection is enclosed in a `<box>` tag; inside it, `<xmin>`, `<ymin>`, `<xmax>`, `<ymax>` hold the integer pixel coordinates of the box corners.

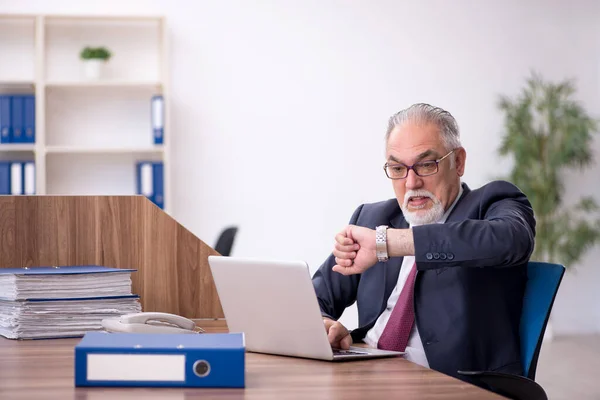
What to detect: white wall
<box><xmin>2</xmin><ymin>0</ymin><xmax>599</xmax><ymax>334</ymax></box>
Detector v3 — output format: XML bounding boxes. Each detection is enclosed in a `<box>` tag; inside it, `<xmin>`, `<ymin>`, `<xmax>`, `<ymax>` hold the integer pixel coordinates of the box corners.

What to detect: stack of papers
<box><xmin>0</xmin><ymin>266</ymin><xmax>141</xmax><ymax>339</ymax></box>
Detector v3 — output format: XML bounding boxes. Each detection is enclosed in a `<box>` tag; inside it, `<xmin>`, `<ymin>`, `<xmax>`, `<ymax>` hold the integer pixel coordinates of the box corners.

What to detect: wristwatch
<box><xmin>375</xmin><ymin>225</ymin><xmax>389</xmax><ymax>262</ymax></box>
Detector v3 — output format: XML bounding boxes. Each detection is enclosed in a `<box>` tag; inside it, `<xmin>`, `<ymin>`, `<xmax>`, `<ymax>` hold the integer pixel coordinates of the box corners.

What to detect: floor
<box><xmin>536</xmin><ymin>335</ymin><xmax>600</xmax><ymax>399</ymax></box>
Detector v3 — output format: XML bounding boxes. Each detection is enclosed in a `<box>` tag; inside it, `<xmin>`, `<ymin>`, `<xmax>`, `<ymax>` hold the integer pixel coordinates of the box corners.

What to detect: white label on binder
<box><xmin>152</xmin><ymin>96</ymin><xmax>163</xmax><ymax>129</ymax></box>
<box><xmin>87</xmin><ymin>354</ymin><xmax>185</xmax><ymax>381</ymax></box>
<box><xmin>24</xmin><ymin>162</ymin><xmax>35</xmax><ymax>195</ymax></box>
<box><xmin>10</xmin><ymin>163</ymin><xmax>22</xmax><ymax>195</ymax></box>
<box><xmin>141</xmin><ymin>163</ymin><xmax>153</xmax><ymax>196</ymax></box>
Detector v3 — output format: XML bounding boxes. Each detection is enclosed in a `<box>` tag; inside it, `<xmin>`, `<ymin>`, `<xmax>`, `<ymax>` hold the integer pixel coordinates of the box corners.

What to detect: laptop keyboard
<box><xmin>332</xmin><ymin>349</ymin><xmax>369</xmax><ymax>356</ymax></box>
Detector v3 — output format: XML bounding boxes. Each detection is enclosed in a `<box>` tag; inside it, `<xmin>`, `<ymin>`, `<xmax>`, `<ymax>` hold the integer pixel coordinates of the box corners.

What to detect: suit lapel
<box><xmin>446</xmin><ymin>182</ymin><xmax>471</xmax><ymax>223</ymax></box>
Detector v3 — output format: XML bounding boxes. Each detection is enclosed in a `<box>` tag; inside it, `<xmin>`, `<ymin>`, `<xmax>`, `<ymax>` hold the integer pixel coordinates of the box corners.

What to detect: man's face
<box><xmin>385</xmin><ymin>121</ymin><xmax>466</xmax><ymax>225</ymax></box>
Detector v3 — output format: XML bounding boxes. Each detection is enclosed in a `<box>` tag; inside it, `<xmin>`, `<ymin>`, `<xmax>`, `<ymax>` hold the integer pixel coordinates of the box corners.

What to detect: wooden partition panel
<box><xmin>0</xmin><ymin>195</ymin><xmax>224</xmax><ymax>318</ymax></box>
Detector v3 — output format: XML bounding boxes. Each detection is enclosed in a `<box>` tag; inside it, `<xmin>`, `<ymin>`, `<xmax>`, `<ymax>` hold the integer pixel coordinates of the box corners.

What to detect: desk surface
<box><xmin>0</xmin><ymin>320</ymin><xmax>503</xmax><ymax>400</ymax></box>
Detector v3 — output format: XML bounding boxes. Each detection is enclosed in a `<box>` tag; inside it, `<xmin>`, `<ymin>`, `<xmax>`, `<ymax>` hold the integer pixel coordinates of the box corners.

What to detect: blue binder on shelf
<box><xmin>153</xmin><ymin>162</ymin><xmax>164</xmax><ymax>209</ymax></box>
<box><xmin>151</xmin><ymin>95</ymin><xmax>164</xmax><ymax>145</ymax></box>
<box><xmin>23</xmin><ymin>95</ymin><xmax>35</xmax><ymax>143</ymax></box>
<box><xmin>11</xmin><ymin>95</ymin><xmax>24</xmax><ymax>143</ymax></box>
<box><xmin>0</xmin><ymin>161</ymin><xmax>35</xmax><ymax>195</ymax></box>
<box><xmin>0</xmin><ymin>162</ymin><xmax>10</xmax><ymax>194</ymax></box>
<box><xmin>0</xmin><ymin>95</ymin><xmax>11</xmax><ymax>143</ymax></box>
<box><xmin>135</xmin><ymin>161</ymin><xmax>164</xmax><ymax>209</ymax></box>
<box><xmin>74</xmin><ymin>332</ymin><xmax>245</xmax><ymax>388</ymax></box>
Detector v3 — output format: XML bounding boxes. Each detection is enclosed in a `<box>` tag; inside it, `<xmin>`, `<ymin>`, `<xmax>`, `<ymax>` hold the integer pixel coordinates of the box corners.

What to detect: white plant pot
<box><xmin>82</xmin><ymin>59</ymin><xmax>105</xmax><ymax>80</ymax></box>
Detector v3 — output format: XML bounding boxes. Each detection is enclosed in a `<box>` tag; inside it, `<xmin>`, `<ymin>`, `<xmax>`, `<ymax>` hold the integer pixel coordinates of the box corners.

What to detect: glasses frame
<box><xmin>383</xmin><ymin>149</ymin><xmax>456</xmax><ymax>180</ymax></box>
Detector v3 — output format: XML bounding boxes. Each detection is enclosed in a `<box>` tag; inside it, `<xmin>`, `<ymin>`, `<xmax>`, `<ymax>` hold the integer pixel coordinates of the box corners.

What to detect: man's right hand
<box><xmin>323</xmin><ymin>318</ymin><xmax>352</xmax><ymax>350</ymax></box>
<box><xmin>332</xmin><ymin>225</ymin><xmax>378</xmax><ymax>275</ymax></box>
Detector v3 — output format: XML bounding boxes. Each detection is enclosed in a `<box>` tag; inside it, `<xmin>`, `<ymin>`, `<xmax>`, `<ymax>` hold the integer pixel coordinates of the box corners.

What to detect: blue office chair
<box><xmin>458</xmin><ymin>261</ymin><xmax>565</xmax><ymax>400</ymax></box>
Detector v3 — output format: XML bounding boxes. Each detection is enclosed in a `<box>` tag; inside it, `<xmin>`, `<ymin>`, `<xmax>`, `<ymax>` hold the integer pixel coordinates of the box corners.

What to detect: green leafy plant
<box><xmin>498</xmin><ymin>72</ymin><xmax>600</xmax><ymax>268</ymax></box>
<box><xmin>79</xmin><ymin>46</ymin><xmax>112</xmax><ymax>61</ymax></box>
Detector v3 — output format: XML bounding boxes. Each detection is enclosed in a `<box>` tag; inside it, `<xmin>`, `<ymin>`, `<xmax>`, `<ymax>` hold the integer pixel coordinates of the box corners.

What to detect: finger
<box><xmin>334</xmin><ymin>257</ymin><xmax>353</xmax><ymax>267</ymax></box>
<box><xmin>334</xmin><ymin>242</ymin><xmax>360</xmax><ymax>253</ymax></box>
<box><xmin>328</xmin><ymin>325</ymin><xmax>341</xmax><ymax>345</ymax></box>
<box><xmin>335</xmin><ymin>232</ymin><xmax>354</xmax><ymax>246</ymax></box>
<box><xmin>329</xmin><ymin>325</ymin><xmax>348</xmax><ymax>348</ymax></box>
<box><xmin>333</xmin><ymin>249</ymin><xmax>356</xmax><ymax>260</ymax></box>
<box><xmin>332</xmin><ymin>265</ymin><xmax>359</xmax><ymax>275</ymax></box>
<box><xmin>340</xmin><ymin>334</ymin><xmax>352</xmax><ymax>350</ymax></box>
<box><xmin>346</xmin><ymin>225</ymin><xmax>355</xmax><ymax>241</ymax></box>
<box><xmin>323</xmin><ymin>318</ymin><xmax>333</xmax><ymax>331</ymax></box>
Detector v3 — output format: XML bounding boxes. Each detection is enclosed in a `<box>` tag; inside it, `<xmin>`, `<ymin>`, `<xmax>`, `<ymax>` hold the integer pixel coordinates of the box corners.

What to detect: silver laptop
<box><xmin>207</xmin><ymin>256</ymin><xmax>404</xmax><ymax>361</ymax></box>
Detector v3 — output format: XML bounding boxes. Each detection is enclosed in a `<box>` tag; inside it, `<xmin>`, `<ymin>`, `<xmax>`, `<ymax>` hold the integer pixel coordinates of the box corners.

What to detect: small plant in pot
<box><xmin>79</xmin><ymin>46</ymin><xmax>112</xmax><ymax>80</ymax></box>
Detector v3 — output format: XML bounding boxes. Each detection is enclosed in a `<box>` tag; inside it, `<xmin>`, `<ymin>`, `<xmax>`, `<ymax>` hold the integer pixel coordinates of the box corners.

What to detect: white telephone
<box><xmin>101</xmin><ymin>312</ymin><xmax>205</xmax><ymax>334</ymax></box>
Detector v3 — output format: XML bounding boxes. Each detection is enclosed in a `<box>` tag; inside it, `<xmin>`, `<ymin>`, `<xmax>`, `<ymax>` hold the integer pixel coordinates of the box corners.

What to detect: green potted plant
<box><xmin>497</xmin><ymin>73</ymin><xmax>600</xmax><ymax>339</ymax></box>
<box><xmin>79</xmin><ymin>46</ymin><xmax>112</xmax><ymax>80</ymax></box>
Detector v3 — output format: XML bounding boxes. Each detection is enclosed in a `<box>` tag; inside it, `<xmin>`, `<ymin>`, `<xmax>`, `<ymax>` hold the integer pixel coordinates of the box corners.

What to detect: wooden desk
<box><xmin>0</xmin><ymin>320</ymin><xmax>503</xmax><ymax>400</ymax></box>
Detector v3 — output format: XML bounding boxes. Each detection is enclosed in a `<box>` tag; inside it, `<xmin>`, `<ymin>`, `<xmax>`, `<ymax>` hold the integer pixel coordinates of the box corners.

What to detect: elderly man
<box><xmin>312</xmin><ymin>103</ymin><xmax>535</xmax><ymax>383</ymax></box>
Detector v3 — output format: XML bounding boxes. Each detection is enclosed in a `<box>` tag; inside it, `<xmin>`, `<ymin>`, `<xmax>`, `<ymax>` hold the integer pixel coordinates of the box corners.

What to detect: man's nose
<box><xmin>405</xmin><ymin>169</ymin><xmax>423</xmax><ymax>190</ymax></box>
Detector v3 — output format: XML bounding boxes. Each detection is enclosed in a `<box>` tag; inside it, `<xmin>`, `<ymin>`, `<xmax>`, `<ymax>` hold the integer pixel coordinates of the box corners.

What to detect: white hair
<box><xmin>385</xmin><ymin>103</ymin><xmax>462</xmax><ymax>152</ymax></box>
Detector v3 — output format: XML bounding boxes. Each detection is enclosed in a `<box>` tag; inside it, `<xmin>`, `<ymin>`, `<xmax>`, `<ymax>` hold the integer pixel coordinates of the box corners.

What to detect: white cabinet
<box><xmin>0</xmin><ymin>14</ymin><xmax>171</xmax><ymax>213</ymax></box>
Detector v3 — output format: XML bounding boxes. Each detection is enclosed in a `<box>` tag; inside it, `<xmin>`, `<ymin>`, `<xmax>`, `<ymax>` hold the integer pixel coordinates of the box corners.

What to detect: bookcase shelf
<box><xmin>0</xmin><ymin>151</ymin><xmax>35</xmax><ymax>163</ymax></box>
<box><xmin>0</xmin><ymin>144</ymin><xmax>36</xmax><ymax>152</ymax></box>
<box><xmin>45</xmin><ymin>81</ymin><xmax>162</xmax><ymax>89</ymax></box>
<box><xmin>0</xmin><ymin>14</ymin><xmax>170</xmax><ymax>213</ymax></box>
<box><xmin>45</xmin><ymin>146</ymin><xmax>164</xmax><ymax>154</ymax></box>
<box><xmin>0</xmin><ymin>80</ymin><xmax>35</xmax><ymax>87</ymax></box>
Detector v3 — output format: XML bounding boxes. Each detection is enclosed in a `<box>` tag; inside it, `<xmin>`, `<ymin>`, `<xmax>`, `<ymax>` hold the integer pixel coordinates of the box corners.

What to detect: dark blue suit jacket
<box><xmin>312</xmin><ymin>180</ymin><xmax>535</xmax><ymax>382</ymax></box>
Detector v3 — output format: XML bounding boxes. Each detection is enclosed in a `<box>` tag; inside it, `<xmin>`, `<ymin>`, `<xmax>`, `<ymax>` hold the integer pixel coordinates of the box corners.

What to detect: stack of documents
<box><xmin>0</xmin><ymin>266</ymin><xmax>141</xmax><ymax>339</ymax></box>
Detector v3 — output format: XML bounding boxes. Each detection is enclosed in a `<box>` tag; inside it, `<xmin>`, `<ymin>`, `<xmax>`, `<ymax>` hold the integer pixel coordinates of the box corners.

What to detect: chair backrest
<box><xmin>520</xmin><ymin>261</ymin><xmax>565</xmax><ymax>380</ymax></box>
<box><xmin>214</xmin><ymin>226</ymin><xmax>238</xmax><ymax>256</ymax></box>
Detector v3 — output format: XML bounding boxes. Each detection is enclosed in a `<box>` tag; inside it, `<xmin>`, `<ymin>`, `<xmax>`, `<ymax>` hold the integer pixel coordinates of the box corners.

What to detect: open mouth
<box><xmin>408</xmin><ymin>196</ymin><xmax>431</xmax><ymax>208</ymax></box>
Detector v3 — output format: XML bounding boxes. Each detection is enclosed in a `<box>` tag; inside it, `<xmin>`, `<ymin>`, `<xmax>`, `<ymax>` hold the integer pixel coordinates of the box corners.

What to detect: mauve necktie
<box><xmin>377</xmin><ymin>261</ymin><xmax>417</xmax><ymax>352</ymax></box>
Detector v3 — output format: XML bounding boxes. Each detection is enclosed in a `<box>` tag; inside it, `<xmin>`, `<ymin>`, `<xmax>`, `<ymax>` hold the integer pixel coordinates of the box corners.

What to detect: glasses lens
<box><xmin>386</xmin><ymin>164</ymin><xmax>407</xmax><ymax>179</ymax></box>
<box><xmin>414</xmin><ymin>161</ymin><xmax>438</xmax><ymax>176</ymax></box>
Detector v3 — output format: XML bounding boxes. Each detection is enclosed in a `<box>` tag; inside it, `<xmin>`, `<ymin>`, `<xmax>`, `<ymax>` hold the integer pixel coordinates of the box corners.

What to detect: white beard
<box><xmin>401</xmin><ymin>189</ymin><xmax>445</xmax><ymax>226</ymax></box>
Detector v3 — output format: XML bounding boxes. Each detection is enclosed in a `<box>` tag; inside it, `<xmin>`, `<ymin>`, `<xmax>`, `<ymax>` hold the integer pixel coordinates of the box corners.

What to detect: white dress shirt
<box><xmin>364</xmin><ymin>185</ymin><xmax>463</xmax><ymax>368</ymax></box>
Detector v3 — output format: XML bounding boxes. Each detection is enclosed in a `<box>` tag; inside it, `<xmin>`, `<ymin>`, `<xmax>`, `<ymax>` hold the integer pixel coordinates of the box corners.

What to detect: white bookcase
<box><xmin>0</xmin><ymin>14</ymin><xmax>171</xmax><ymax>214</ymax></box>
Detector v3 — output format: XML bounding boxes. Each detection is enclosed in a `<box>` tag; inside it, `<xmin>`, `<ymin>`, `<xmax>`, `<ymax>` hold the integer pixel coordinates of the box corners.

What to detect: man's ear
<box><xmin>455</xmin><ymin>147</ymin><xmax>466</xmax><ymax>177</ymax></box>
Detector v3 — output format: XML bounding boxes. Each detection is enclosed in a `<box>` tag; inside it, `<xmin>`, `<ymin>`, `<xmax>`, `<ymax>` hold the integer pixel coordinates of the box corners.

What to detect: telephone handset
<box><xmin>101</xmin><ymin>312</ymin><xmax>205</xmax><ymax>334</ymax></box>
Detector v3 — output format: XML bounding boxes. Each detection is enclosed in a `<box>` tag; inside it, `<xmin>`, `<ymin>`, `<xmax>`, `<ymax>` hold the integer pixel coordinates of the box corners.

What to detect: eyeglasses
<box><xmin>383</xmin><ymin>149</ymin><xmax>455</xmax><ymax>180</ymax></box>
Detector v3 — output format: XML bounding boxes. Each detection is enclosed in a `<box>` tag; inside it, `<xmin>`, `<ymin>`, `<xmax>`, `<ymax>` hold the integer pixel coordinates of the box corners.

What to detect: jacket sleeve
<box><xmin>413</xmin><ymin>181</ymin><xmax>536</xmax><ymax>270</ymax></box>
<box><xmin>311</xmin><ymin>205</ymin><xmax>363</xmax><ymax>320</ymax></box>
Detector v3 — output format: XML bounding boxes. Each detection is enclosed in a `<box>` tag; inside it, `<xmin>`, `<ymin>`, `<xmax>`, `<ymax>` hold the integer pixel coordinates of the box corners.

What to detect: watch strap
<box><xmin>375</xmin><ymin>225</ymin><xmax>389</xmax><ymax>262</ymax></box>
